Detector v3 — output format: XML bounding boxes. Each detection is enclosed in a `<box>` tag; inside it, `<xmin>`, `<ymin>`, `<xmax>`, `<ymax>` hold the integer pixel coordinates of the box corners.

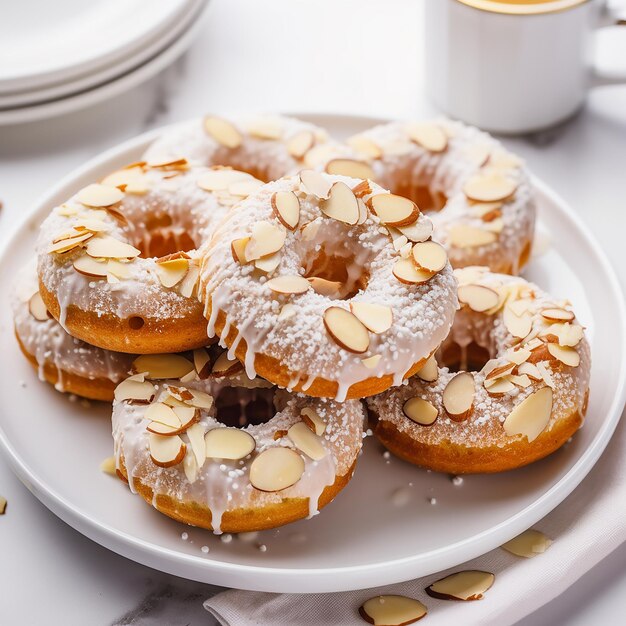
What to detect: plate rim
<box><xmin>0</xmin><ymin>113</ymin><xmax>624</xmax><ymax>592</ymax></box>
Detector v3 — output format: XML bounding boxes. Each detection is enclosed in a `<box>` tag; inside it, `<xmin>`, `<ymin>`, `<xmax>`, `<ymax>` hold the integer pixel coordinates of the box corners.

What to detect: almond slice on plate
<box><xmin>197</xmin><ymin>168</ymin><xmax>249</xmax><ymax>192</ymax></box>
<box><xmin>392</xmin><ymin>258</ymin><xmax>436</xmax><ymax>285</ymax></box>
<box><xmin>156</xmin><ymin>256</ymin><xmax>189</xmax><ymax>288</ymax></box>
<box><xmin>132</xmin><ymin>354</ymin><xmax>194</xmax><ymax>379</ymax></box>
<box><xmin>411</xmin><ymin>241</ymin><xmax>447</xmax><ymax>272</ymax></box>
<box><xmin>114</xmin><ymin>377</ymin><xmax>155</xmax><ymax>403</ymax></box>
<box><xmin>347</xmin><ymin>135</ymin><xmax>382</xmax><ymax>159</ymax></box>
<box><xmin>86</xmin><ymin>236</ymin><xmax>140</xmax><ymax>260</ymax></box>
<box><xmin>320</xmin><ymin>181</ymin><xmax>360</xmax><ymax>225</ymax></box>
<box><xmin>271</xmin><ymin>191</ymin><xmax>300</xmax><ymax>230</ymax></box>
<box><xmin>300</xmin><ymin>407</ymin><xmax>327</xmax><ymax>435</ymax></box>
<box><xmin>249</xmin><ymin>447</ymin><xmax>305</xmax><ymax>492</ymax></box>
<box><xmin>369</xmin><ymin>194</ymin><xmax>419</xmax><ymax>227</ymax></box>
<box><xmin>323</xmin><ymin>307</ymin><xmax>370</xmax><ymax>353</ymax></box>
<box><xmin>231</xmin><ymin>237</ymin><xmax>250</xmax><ymax>264</ymax></box>
<box><xmin>244</xmin><ymin>221</ymin><xmax>287</xmax><ymax>261</ymax></box>
<box><xmin>325</xmin><ymin>158</ymin><xmax>374</xmax><ymax>180</ymax></box>
<box><xmin>308</xmin><ymin>277</ymin><xmax>342</xmax><ymax>297</ymax></box>
<box><xmin>426</xmin><ymin>570</ymin><xmax>495</xmax><ymax>601</ymax></box>
<box><xmin>288</xmin><ymin>422</ymin><xmax>327</xmax><ymax>460</ymax></box>
<box><xmin>287</xmin><ymin>130</ymin><xmax>315</xmax><ymax>159</ymax></box>
<box><xmin>149</xmin><ymin>433</ymin><xmax>186</xmax><ymax>467</ymax></box>
<box><xmin>503</xmin><ymin>386</ymin><xmax>553</xmax><ymax>442</ymax></box>
<box><xmin>204</xmin><ymin>116</ymin><xmax>242</xmax><ymax>148</ymax></box>
<box><xmin>443</xmin><ymin>372</ymin><xmax>474</xmax><ymax>421</ymax></box>
<box><xmin>547</xmin><ymin>343</ymin><xmax>580</xmax><ymax>367</ymax></box>
<box><xmin>359</xmin><ymin>595</ymin><xmax>427</xmax><ymax>626</ymax></box>
<box><xmin>211</xmin><ymin>351</ymin><xmax>244</xmax><ymax>377</ymax></box>
<box><xmin>416</xmin><ymin>355</ymin><xmax>438</xmax><ymax>382</ymax></box>
<box><xmin>501</xmin><ymin>529</ymin><xmax>552</xmax><ymax>558</ymax></box>
<box><xmin>457</xmin><ymin>284</ymin><xmax>500</xmax><ymax>312</ymax></box>
<box><xmin>100</xmin><ymin>456</ymin><xmax>116</xmax><ymax>476</ymax></box>
<box><xmin>76</xmin><ymin>184</ymin><xmax>124</xmax><ymax>207</ymax></box>
<box><xmin>448</xmin><ymin>225</ymin><xmax>497</xmax><ymax>248</ymax></box>
<box><xmin>406</xmin><ymin>122</ymin><xmax>448</xmax><ymax>152</ymax></box>
<box><xmin>205</xmin><ymin>428</ymin><xmax>255</xmax><ymax>460</ymax></box>
<box><xmin>350</xmin><ymin>302</ymin><xmax>393</xmax><ymax>334</ymax></box>
<box><xmin>541</xmin><ymin>308</ymin><xmax>575</xmax><ymax>323</ymax></box>
<box><xmin>403</xmin><ymin>397</ymin><xmax>438</xmax><ymax>426</ymax></box>
<box><xmin>28</xmin><ymin>292</ymin><xmax>49</xmax><ymax>321</ymax></box>
<box><xmin>299</xmin><ymin>169</ymin><xmax>332</xmax><ymax>199</ymax></box>
<box><xmin>266</xmin><ymin>275</ymin><xmax>311</xmax><ymax>295</ymax></box>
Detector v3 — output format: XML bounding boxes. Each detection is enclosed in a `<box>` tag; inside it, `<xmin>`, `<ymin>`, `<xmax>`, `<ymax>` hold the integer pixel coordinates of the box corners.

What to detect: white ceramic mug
<box><xmin>425</xmin><ymin>0</ymin><xmax>626</xmax><ymax>134</ymax></box>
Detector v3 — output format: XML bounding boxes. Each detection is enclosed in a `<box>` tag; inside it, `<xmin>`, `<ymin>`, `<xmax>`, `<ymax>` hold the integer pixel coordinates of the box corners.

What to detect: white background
<box><xmin>0</xmin><ymin>0</ymin><xmax>625</xmax><ymax>623</ymax></box>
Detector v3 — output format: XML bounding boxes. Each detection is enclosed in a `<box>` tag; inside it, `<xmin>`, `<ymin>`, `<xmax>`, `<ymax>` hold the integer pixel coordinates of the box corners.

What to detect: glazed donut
<box><xmin>36</xmin><ymin>161</ymin><xmax>263</xmax><ymax>354</ymax></box>
<box><xmin>368</xmin><ymin>267</ymin><xmax>591</xmax><ymax>474</ymax></box>
<box><xmin>143</xmin><ymin>113</ymin><xmax>348</xmax><ymax>182</ymax></box>
<box><xmin>331</xmin><ymin>119</ymin><xmax>535</xmax><ymax>274</ymax></box>
<box><xmin>199</xmin><ymin>171</ymin><xmax>458</xmax><ymax>401</ymax></box>
<box><xmin>13</xmin><ymin>260</ymin><xmax>133</xmax><ymax>401</ymax></box>
<box><xmin>112</xmin><ymin>350</ymin><xmax>365</xmax><ymax>533</ymax></box>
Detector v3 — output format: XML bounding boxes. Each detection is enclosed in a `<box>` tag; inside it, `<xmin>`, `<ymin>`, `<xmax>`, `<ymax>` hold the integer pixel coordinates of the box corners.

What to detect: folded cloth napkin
<box><xmin>205</xmin><ymin>409</ymin><xmax>626</xmax><ymax>626</ymax></box>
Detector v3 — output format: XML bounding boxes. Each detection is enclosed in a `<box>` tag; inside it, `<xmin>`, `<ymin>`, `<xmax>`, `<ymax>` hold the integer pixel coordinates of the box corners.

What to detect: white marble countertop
<box><xmin>1</xmin><ymin>1</ymin><xmax>625</xmax><ymax>624</ymax></box>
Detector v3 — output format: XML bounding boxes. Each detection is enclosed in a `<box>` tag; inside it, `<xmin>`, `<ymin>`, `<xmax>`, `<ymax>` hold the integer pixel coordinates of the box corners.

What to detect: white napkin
<box><xmin>205</xmin><ymin>410</ymin><xmax>626</xmax><ymax>626</ymax></box>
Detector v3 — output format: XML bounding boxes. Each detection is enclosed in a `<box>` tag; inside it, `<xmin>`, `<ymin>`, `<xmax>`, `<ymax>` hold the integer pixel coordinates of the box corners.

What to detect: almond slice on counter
<box><xmin>403</xmin><ymin>397</ymin><xmax>438</xmax><ymax>426</ymax></box>
<box><xmin>406</xmin><ymin>122</ymin><xmax>448</xmax><ymax>152</ymax></box>
<box><xmin>411</xmin><ymin>241</ymin><xmax>447</xmax><ymax>272</ymax></box>
<box><xmin>231</xmin><ymin>237</ymin><xmax>250</xmax><ymax>264</ymax></box>
<box><xmin>323</xmin><ymin>307</ymin><xmax>370</xmax><ymax>353</ymax></box>
<box><xmin>76</xmin><ymin>184</ymin><xmax>124</xmax><ymax>207</ymax></box>
<box><xmin>325</xmin><ymin>158</ymin><xmax>374</xmax><ymax>180</ymax></box>
<box><xmin>156</xmin><ymin>255</ymin><xmax>189</xmax><ymax>288</ymax></box>
<box><xmin>149</xmin><ymin>433</ymin><xmax>186</xmax><ymax>467</ymax></box>
<box><xmin>350</xmin><ymin>302</ymin><xmax>393</xmax><ymax>334</ymax></box>
<box><xmin>308</xmin><ymin>277</ymin><xmax>342</xmax><ymax>297</ymax></box>
<box><xmin>541</xmin><ymin>308</ymin><xmax>575</xmax><ymax>323</ymax></box>
<box><xmin>361</xmin><ymin>354</ymin><xmax>382</xmax><ymax>369</ymax></box>
<box><xmin>392</xmin><ymin>258</ymin><xmax>435</xmax><ymax>285</ymax></box>
<box><xmin>320</xmin><ymin>181</ymin><xmax>360</xmax><ymax>225</ymax></box>
<box><xmin>501</xmin><ymin>529</ymin><xmax>552</xmax><ymax>558</ymax></box>
<box><xmin>211</xmin><ymin>351</ymin><xmax>244</xmax><ymax>377</ymax></box>
<box><xmin>114</xmin><ymin>376</ymin><xmax>155</xmax><ymax>403</ymax></box>
<box><xmin>205</xmin><ymin>428</ymin><xmax>255</xmax><ymax>460</ymax></box>
<box><xmin>271</xmin><ymin>191</ymin><xmax>300</xmax><ymax>230</ymax></box>
<box><xmin>347</xmin><ymin>135</ymin><xmax>382</xmax><ymax>159</ymax></box>
<box><xmin>442</xmin><ymin>372</ymin><xmax>474</xmax><ymax>421</ymax></box>
<box><xmin>28</xmin><ymin>292</ymin><xmax>49</xmax><ymax>321</ymax></box>
<box><xmin>197</xmin><ymin>168</ymin><xmax>249</xmax><ymax>192</ymax></box>
<box><xmin>288</xmin><ymin>422</ymin><xmax>327</xmax><ymax>461</ymax></box>
<box><xmin>132</xmin><ymin>354</ymin><xmax>194</xmax><ymax>379</ymax></box>
<box><xmin>369</xmin><ymin>194</ymin><xmax>419</xmax><ymax>227</ymax></box>
<box><xmin>249</xmin><ymin>447</ymin><xmax>305</xmax><ymax>492</ymax></box>
<box><xmin>457</xmin><ymin>284</ymin><xmax>500</xmax><ymax>312</ymax></box>
<box><xmin>359</xmin><ymin>595</ymin><xmax>427</xmax><ymax>625</ymax></box>
<box><xmin>463</xmin><ymin>173</ymin><xmax>517</xmax><ymax>203</ymax></box>
<box><xmin>266</xmin><ymin>275</ymin><xmax>311</xmax><ymax>295</ymax></box>
<box><xmin>204</xmin><ymin>116</ymin><xmax>242</xmax><ymax>148</ymax></box>
<box><xmin>416</xmin><ymin>355</ymin><xmax>438</xmax><ymax>382</ymax></box>
<box><xmin>299</xmin><ymin>169</ymin><xmax>332</xmax><ymax>199</ymax></box>
<box><xmin>547</xmin><ymin>343</ymin><xmax>580</xmax><ymax>367</ymax></box>
<box><xmin>244</xmin><ymin>221</ymin><xmax>287</xmax><ymax>261</ymax></box>
<box><xmin>300</xmin><ymin>407</ymin><xmax>327</xmax><ymax>435</ymax></box>
<box><xmin>449</xmin><ymin>225</ymin><xmax>497</xmax><ymax>248</ymax></box>
<box><xmin>287</xmin><ymin>130</ymin><xmax>316</xmax><ymax>158</ymax></box>
<box><xmin>426</xmin><ymin>570</ymin><xmax>495</xmax><ymax>601</ymax></box>
<box><xmin>85</xmin><ymin>236</ymin><xmax>140</xmax><ymax>260</ymax></box>
<box><xmin>503</xmin><ymin>386</ymin><xmax>553</xmax><ymax>442</ymax></box>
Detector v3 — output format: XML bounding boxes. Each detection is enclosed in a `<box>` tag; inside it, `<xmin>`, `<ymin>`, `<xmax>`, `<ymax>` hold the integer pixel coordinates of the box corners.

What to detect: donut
<box><xmin>13</xmin><ymin>260</ymin><xmax>133</xmax><ymax>401</ymax></box>
<box><xmin>36</xmin><ymin>161</ymin><xmax>263</xmax><ymax>354</ymax></box>
<box><xmin>367</xmin><ymin>267</ymin><xmax>590</xmax><ymax>474</ymax></box>
<box><xmin>143</xmin><ymin>113</ymin><xmax>348</xmax><ymax>182</ymax></box>
<box><xmin>112</xmin><ymin>350</ymin><xmax>365</xmax><ymax>533</ymax></box>
<box><xmin>198</xmin><ymin>171</ymin><xmax>458</xmax><ymax>401</ymax></box>
<box><xmin>330</xmin><ymin>119</ymin><xmax>535</xmax><ymax>274</ymax></box>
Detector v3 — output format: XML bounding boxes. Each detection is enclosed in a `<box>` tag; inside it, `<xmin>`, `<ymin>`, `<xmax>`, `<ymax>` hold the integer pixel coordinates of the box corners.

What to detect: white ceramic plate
<box><xmin>0</xmin><ymin>2</ymin><xmax>210</xmax><ymax>126</ymax></box>
<box><xmin>0</xmin><ymin>115</ymin><xmax>624</xmax><ymax>593</ymax></box>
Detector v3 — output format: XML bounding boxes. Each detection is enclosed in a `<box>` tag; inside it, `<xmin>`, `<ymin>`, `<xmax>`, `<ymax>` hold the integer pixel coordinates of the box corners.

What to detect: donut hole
<box><xmin>388</xmin><ymin>179</ymin><xmax>448</xmax><ymax>213</ymax></box>
<box><xmin>128</xmin><ymin>316</ymin><xmax>145</xmax><ymax>331</ymax></box>
<box><xmin>214</xmin><ymin>386</ymin><xmax>277</xmax><ymax>428</ymax></box>
<box><xmin>438</xmin><ymin>341</ymin><xmax>490</xmax><ymax>373</ymax></box>
<box><xmin>131</xmin><ymin>211</ymin><xmax>198</xmax><ymax>258</ymax></box>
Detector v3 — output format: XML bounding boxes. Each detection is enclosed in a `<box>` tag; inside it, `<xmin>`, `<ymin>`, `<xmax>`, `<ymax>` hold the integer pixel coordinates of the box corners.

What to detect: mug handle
<box><xmin>591</xmin><ymin>4</ymin><xmax>626</xmax><ymax>86</ymax></box>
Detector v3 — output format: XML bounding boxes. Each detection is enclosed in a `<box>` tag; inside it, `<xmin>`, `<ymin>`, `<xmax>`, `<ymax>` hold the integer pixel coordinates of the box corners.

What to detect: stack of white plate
<box><xmin>0</xmin><ymin>0</ymin><xmax>209</xmax><ymax>125</ymax></box>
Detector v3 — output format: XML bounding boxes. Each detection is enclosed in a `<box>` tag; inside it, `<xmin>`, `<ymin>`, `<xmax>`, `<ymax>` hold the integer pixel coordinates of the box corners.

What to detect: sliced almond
<box><xmin>102</xmin><ymin>166</ymin><xmax>148</xmax><ymax>194</ymax></box>
<box><xmin>266</xmin><ymin>275</ymin><xmax>310</xmax><ymax>295</ymax></box>
<box><xmin>228</xmin><ymin>177</ymin><xmax>264</xmax><ymax>197</ymax></box>
<box><xmin>254</xmin><ymin>251</ymin><xmax>281</xmax><ymax>274</ymax></box>
<box><xmin>503</xmin><ymin>386</ymin><xmax>553</xmax><ymax>442</ymax></box>
<box><xmin>148</xmin><ymin>433</ymin><xmax>186</xmax><ymax>467</ymax></box>
<box><xmin>185</xmin><ymin>389</ymin><xmax>214</xmax><ymax>410</ymax></box>
<box><xmin>465</xmin><ymin>143</ymin><xmax>492</xmax><ymax>167</ymax></box>
<box><xmin>193</xmin><ymin>348</ymin><xmax>211</xmax><ymax>379</ymax></box>
<box><xmin>392</xmin><ymin>258</ymin><xmax>435</xmax><ymax>285</ymax></box>
<box><xmin>320</xmin><ymin>181</ymin><xmax>360</xmax><ymax>225</ymax></box>
<box><xmin>457</xmin><ymin>284</ymin><xmax>500</xmax><ymax>313</ymax></box>
<box><xmin>361</xmin><ymin>354</ymin><xmax>382</xmax><ymax>369</ymax></box>
<box><xmin>463</xmin><ymin>174</ymin><xmax>517</xmax><ymax>203</ymax></box>
<box><xmin>517</xmin><ymin>361</ymin><xmax>542</xmax><ymax>381</ymax></box>
<box><xmin>352</xmin><ymin>179</ymin><xmax>373</xmax><ymax>199</ymax></box>
<box><xmin>278</xmin><ymin>303</ymin><xmax>296</xmax><ymax>321</ymax></box>
<box><xmin>397</xmin><ymin>220</ymin><xmax>433</xmax><ymax>243</ymax></box>
<box><xmin>547</xmin><ymin>343</ymin><xmax>580</xmax><ymax>367</ymax></box>
<box><xmin>350</xmin><ymin>302</ymin><xmax>393</xmax><ymax>334</ymax></box>
<box><xmin>271</xmin><ymin>191</ymin><xmax>300</xmax><ymax>230</ymax></box>
<box><xmin>325</xmin><ymin>158</ymin><xmax>374</xmax><ymax>180</ymax></box>
<box><xmin>300</xmin><ymin>220</ymin><xmax>321</xmax><ymax>241</ymax></box>
<box><xmin>187</xmin><ymin>423</ymin><xmax>207</xmax><ymax>468</ymax></box>
<box><xmin>205</xmin><ymin>428</ymin><xmax>255</xmax><ymax>460</ymax></box>
<box><xmin>484</xmin><ymin>377</ymin><xmax>516</xmax><ymax>395</ymax></box>
<box><xmin>485</xmin><ymin>362</ymin><xmax>516</xmax><ymax>381</ymax></box>
<box><xmin>247</xmin><ymin>118</ymin><xmax>282</xmax><ymax>140</ymax></box>
<box><xmin>304</xmin><ymin>143</ymin><xmax>342</xmax><ymax>168</ymax></box>
<box><xmin>204</xmin><ymin>116</ymin><xmax>242</xmax><ymax>148</ymax></box>
<box><xmin>403</xmin><ymin>397</ymin><xmax>438</xmax><ymax>426</ymax></box>
<box><xmin>76</xmin><ymin>184</ymin><xmax>124</xmax><ymax>208</ymax></box>
<box><xmin>416</xmin><ymin>355</ymin><xmax>438</xmax><ymax>382</ymax></box>
<box><xmin>211</xmin><ymin>351</ymin><xmax>244</xmax><ymax>377</ymax></box>
<box><xmin>369</xmin><ymin>194</ymin><xmax>419</xmax><ymax>227</ymax></box>
<box><xmin>249</xmin><ymin>447</ymin><xmax>305</xmax><ymax>492</ymax></box>
<box><xmin>231</xmin><ymin>237</ymin><xmax>250</xmax><ymax>264</ymax></box>
<box><xmin>179</xmin><ymin>262</ymin><xmax>200</xmax><ymax>298</ymax></box>
<box><xmin>100</xmin><ymin>456</ymin><xmax>116</xmax><ymax>476</ymax></box>
<box><xmin>300</xmin><ymin>407</ymin><xmax>327</xmax><ymax>435</ymax></box>
<box><xmin>406</xmin><ymin>122</ymin><xmax>448</xmax><ymax>152</ymax></box>
<box><xmin>411</xmin><ymin>241</ymin><xmax>447</xmax><ymax>272</ymax></box>
<box><xmin>156</xmin><ymin>257</ymin><xmax>189</xmax><ymax>288</ymax></box>
<box><xmin>288</xmin><ymin>422</ymin><xmax>327</xmax><ymax>461</ymax></box>
<box><xmin>359</xmin><ymin>595</ymin><xmax>427</xmax><ymax>626</ymax></box>
<box><xmin>47</xmin><ymin>231</ymin><xmax>93</xmax><ymax>254</ymax></box>
<box><xmin>197</xmin><ymin>168</ymin><xmax>249</xmax><ymax>192</ymax></box>
<box><xmin>287</xmin><ymin>130</ymin><xmax>315</xmax><ymax>159</ymax></box>
<box><xmin>0</xmin><ymin>495</ymin><xmax>6</xmax><ymax>515</ymax></box>
<box><xmin>72</xmin><ymin>255</ymin><xmax>109</xmax><ymax>278</ymax></box>
<box><xmin>299</xmin><ymin>169</ymin><xmax>331</xmax><ymax>199</ymax></box>
<box><xmin>426</xmin><ymin>570</ymin><xmax>495</xmax><ymax>601</ymax></box>
<box><xmin>501</xmin><ymin>529</ymin><xmax>552</xmax><ymax>558</ymax></box>
<box><xmin>146</xmin><ymin>402</ymin><xmax>184</xmax><ymax>435</ymax></box>
<box><xmin>505</xmin><ymin>347</ymin><xmax>531</xmax><ymax>365</ymax></box>
<box><xmin>28</xmin><ymin>292</ymin><xmax>49</xmax><ymax>321</ymax></box>
<box><xmin>541</xmin><ymin>308</ymin><xmax>575</xmax><ymax>323</ymax></box>
<box><xmin>308</xmin><ymin>277</ymin><xmax>342</xmax><ymax>297</ymax></box>
<box><xmin>503</xmin><ymin>306</ymin><xmax>533</xmax><ymax>339</ymax></box>
<box><xmin>443</xmin><ymin>372</ymin><xmax>474</xmax><ymax>421</ymax></box>
<box><xmin>244</xmin><ymin>221</ymin><xmax>286</xmax><ymax>261</ymax></box>
<box><xmin>114</xmin><ymin>377</ymin><xmax>155</xmax><ymax>403</ymax></box>
<box><xmin>323</xmin><ymin>307</ymin><xmax>370</xmax><ymax>353</ymax></box>
<box><xmin>132</xmin><ymin>354</ymin><xmax>194</xmax><ymax>379</ymax></box>
<box><xmin>554</xmin><ymin>323</ymin><xmax>584</xmax><ymax>347</ymax></box>
<box><xmin>86</xmin><ymin>236</ymin><xmax>140</xmax><ymax>260</ymax></box>
<box><xmin>347</xmin><ymin>135</ymin><xmax>382</xmax><ymax>159</ymax></box>
<box><xmin>449</xmin><ymin>225</ymin><xmax>497</xmax><ymax>248</ymax></box>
